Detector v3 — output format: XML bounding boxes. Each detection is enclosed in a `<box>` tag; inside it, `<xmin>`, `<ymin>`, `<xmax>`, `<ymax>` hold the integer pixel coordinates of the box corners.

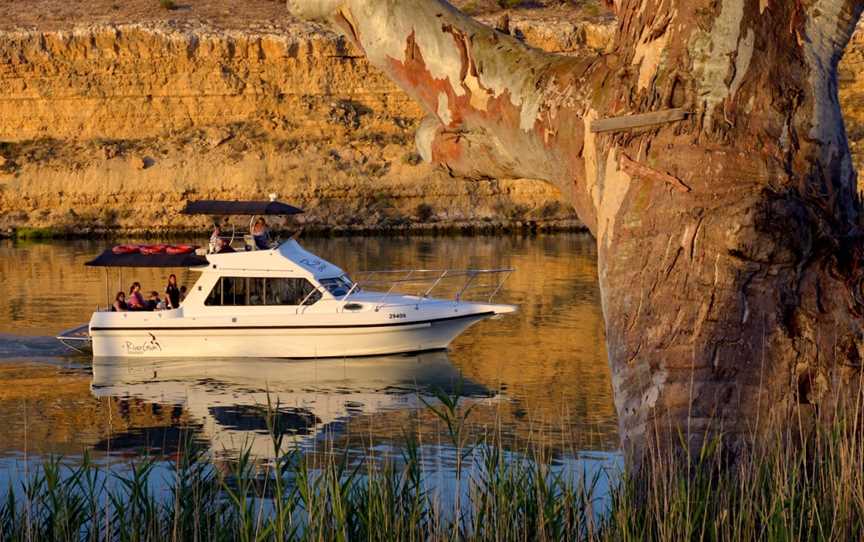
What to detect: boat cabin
<box><xmin>181</xmin><ymin>239</ymin><xmax>358</xmax><ymax>311</ymax></box>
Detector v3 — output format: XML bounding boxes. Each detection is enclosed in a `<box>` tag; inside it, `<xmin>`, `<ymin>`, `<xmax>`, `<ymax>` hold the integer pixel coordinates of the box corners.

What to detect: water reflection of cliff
<box><xmin>0</xmin><ymin>359</ymin><xmax>197</xmax><ymax>457</ymax></box>
<box><xmin>0</xmin><ymin>234</ymin><xmax>617</xmax><ymax>456</ymax></box>
<box><xmin>329</xmin><ymin>236</ymin><xmax>616</xmax><ymax>452</ymax></box>
<box><xmin>0</xmin><ymin>240</ymin><xmax>198</xmax><ymax>337</ymax></box>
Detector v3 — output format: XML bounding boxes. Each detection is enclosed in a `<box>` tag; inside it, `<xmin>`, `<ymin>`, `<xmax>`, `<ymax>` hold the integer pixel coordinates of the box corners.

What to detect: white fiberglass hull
<box><xmin>84</xmin><ymin>240</ymin><xmax>517</xmax><ymax>359</ymax></box>
<box><xmin>90</xmin><ymin>311</ymin><xmax>498</xmax><ymax>358</ymax></box>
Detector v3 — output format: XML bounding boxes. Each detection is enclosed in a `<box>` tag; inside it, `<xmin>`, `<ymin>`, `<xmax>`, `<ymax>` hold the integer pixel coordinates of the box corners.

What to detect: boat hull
<box><xmin>90</xmin><ymin>313</ymin><xmax>491</xmax><ymax>358</ymax></box>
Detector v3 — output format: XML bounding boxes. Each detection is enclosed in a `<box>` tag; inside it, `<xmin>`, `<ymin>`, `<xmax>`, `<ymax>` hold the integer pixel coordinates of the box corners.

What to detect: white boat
<box><xmin>81</xmin><ymin>200</ymin><xmax>516</xmax><ymax>359</ymax></box>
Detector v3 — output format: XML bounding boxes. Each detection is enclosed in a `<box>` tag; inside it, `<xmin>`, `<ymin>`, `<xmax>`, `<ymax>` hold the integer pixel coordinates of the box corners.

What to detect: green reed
<box><xmin>1</xmin><ymin>386</ymin><xmax>862</xmax><ymax>541</ymax></box>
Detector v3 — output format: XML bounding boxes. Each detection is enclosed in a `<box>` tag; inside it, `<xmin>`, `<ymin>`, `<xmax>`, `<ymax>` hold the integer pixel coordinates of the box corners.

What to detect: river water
<box><xmin>0</xmin><ymin>234</ymin><xmax>618</xmax><ymax>489</ymax></box>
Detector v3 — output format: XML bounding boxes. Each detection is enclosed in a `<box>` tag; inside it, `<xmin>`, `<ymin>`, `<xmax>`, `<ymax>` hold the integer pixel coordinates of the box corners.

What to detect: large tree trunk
<box><xmin>289</xmin><ymin>0</ymin><xmax>864</xmax><ymax>460</ymax></box>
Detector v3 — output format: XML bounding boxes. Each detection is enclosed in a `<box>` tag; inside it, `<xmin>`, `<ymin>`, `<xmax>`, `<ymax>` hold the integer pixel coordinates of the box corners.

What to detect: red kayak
<box><xmin>111</xmin><ymin>244</ymin><xmax>140</xmax><ymax>255</ymax></box>
<box><xmin>139</xmin><ymin>244</ymin><xmax>168</xmax><ymax>255</ymax></box>
<box><xmin>166</xmin><ymin>244</ymin><xmax>196</xmax><ymax>255</ymax></box>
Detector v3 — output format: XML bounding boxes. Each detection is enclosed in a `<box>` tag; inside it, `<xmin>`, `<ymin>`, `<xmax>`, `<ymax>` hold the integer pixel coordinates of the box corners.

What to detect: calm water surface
<box><xmin>0</xmin><ymin>234</ymin><xmax>617</xmax><ymax>484</ymax></box>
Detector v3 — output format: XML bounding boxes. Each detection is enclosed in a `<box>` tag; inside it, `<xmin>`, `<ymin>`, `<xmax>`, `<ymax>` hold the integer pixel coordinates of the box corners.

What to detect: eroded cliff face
<box><xmin>0</xmin><ymin>11</ymin><xmax>862</xmax><ymax>235</ymax></box>
<box><xmin>0</xmin><ymin>15</ymin><xmax>607</xmax><ymax>234</ymax></box>
<box><xmin>839</xmin><ymin>25</ymin><xmax>864</xmax><ymax>174</ymax></box>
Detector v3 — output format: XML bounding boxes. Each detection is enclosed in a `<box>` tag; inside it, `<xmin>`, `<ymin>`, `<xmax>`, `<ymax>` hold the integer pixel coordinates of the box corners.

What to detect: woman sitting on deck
<box><xmin>252</xmin><ymin>218</ymin><xmax>270</xmax><ymax>250</ymax></box>
<box><xmin>209</xmin><ymin>223</ymin><xmax>223</xmax><ymax>254</ymax></box>
<box><xmin>147</xmin><ymin>291</ymin><xmax>166</xmax><ymax>311</ymax></box>
<box><xmin>112</xmin><ymin>292</ymin><xmax>128</xmax><ymax>312</ymax></box>
<box><xmin>128</xmin><ymin>282</ymin><xmax>146</xmax><ymax>310</ymax></box>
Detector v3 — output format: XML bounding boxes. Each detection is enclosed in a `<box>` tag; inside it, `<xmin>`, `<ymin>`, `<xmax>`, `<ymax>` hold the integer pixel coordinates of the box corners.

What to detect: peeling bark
<box><xmin>289</xmin><ymin>0</ymin><xmax>864</xmax><ymax>462</ymax></box>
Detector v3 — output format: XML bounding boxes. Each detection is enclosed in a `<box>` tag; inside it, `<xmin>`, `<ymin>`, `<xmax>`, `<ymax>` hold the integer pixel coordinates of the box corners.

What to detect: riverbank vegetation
<box><xmin>1</xmin><ymin>386</ymin><xmax>862</xmax><ymax>541</ymax></box>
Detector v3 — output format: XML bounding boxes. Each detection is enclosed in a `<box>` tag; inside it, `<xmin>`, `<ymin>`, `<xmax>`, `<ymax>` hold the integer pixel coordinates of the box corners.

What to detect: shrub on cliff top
<box><xmin>159</xmin><ymin>0</ymin><xmax>176</xmax><ymax>10</ymax></box>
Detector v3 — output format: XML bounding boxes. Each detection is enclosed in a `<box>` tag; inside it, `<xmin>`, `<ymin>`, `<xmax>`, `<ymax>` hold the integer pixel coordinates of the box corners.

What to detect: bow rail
<box><xmin>340</xmin><ymin>268</ymin><xmax>514</xmax><ymax>310</ymax></box>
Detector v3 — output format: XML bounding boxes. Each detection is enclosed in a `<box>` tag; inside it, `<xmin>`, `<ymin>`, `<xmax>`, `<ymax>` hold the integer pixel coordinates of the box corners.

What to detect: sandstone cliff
<box><xmin>0</xmin><ymin>3</ymin><xmax>862</xmax><ymax>235</ymax></box>
<box><xmin>0</xmin><ymin>5</ymin><xmax>609</xmax><ymax>235</ymax></box>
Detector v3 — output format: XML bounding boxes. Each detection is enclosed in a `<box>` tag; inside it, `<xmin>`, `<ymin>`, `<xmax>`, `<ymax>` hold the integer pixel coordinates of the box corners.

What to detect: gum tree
<box><xmin>289</xmin><ymin>0</ymin><xmax>864</xmax><ymax>459</ymax></box>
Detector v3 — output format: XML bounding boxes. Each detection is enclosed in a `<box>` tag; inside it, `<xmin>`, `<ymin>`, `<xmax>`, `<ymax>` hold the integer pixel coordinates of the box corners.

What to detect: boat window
<box><xmin>248</xmin><ymin>278</ymin><xmax>266</xmax><ymax>306</ymax></box>
<box><xmin>205</xmin><ymin>279</ymin><xmax>222</xmax><ymax>306</ymax></box>
<box><xmin>266</xmin><ymin>278</ymin><xmax>321</xmax><ymax>306</ymax></box>
<box><xmin>319</xmin><ymin>275</ymin><xmax>355</xmax><ymax>297</ymax></box>
<box><xmin>205</xmin><ymin>277</ymin><xmax>320</xmax><ymax>306</ymax></box>
<box><xmin>204</xmin><ymin>277</ymin><xmax>248</xmax><ymax>306</ymax></box>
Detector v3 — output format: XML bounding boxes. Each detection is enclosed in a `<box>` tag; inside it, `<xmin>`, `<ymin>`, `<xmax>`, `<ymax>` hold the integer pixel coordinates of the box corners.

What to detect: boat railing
<box><xmin>296</xmin><ymin>284</ymin><xmax>328</xmax><ymax>313</ymax></box>
<box><xmin>340</xmin><ymin>268</ymin><xmax>514</xmax><ymax>311</ymax></box>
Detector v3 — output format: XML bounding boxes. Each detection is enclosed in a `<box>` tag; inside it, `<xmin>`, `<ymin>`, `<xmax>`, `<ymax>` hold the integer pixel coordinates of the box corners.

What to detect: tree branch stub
<box><xmin>590</xmin><ymin>108</ymin><xmax>688</xmax><ymax>133</ymax></box>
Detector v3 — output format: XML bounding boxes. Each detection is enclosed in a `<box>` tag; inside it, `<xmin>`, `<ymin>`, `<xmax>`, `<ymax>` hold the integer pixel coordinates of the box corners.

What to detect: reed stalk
<box><xmin>0</xmin><ymin>382</ymin><xmax>861</xmax><ymax>541</ymax></box>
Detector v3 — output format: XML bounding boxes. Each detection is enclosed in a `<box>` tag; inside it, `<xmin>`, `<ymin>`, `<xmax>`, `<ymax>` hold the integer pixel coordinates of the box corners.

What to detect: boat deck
<box><xmin>56</xmin><ymin>323</ymin><xmax>92</xmax><ymax>354</ymax></box>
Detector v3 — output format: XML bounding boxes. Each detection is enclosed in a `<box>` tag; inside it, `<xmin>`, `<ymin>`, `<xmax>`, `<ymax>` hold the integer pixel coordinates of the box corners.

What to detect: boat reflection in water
<box><xmin>90</xmin><ymin>352</ymin><xmax>491</xmax><ymax>460</ymax></box>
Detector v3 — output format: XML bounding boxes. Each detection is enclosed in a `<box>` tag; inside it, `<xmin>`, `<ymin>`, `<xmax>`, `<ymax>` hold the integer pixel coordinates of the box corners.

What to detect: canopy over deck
<box><xmin>181</xmin><ymin>200</ymin><xmax>304</xmax><ymax>216</ymax></box>
<box><xmin>85</xmin><ymin>250</ymin><xmax>208</xmax><ymax>268</ymax></box>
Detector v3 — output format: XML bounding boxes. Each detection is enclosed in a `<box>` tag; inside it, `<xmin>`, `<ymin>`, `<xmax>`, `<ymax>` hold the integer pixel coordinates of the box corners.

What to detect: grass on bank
<box><xmin>10</xmin><ymin>227</ymin><xmax>64</xmax><ymax>240</ymax></box>
<box><xmin>0</xmin><ymin>384</ymin><xmax>862</xmax><ymax>541</ymax></box>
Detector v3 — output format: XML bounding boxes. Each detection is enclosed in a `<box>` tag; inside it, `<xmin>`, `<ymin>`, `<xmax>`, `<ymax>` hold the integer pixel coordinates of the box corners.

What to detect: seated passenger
<box><xmin>112</xmin><ymin>292</ymin><xmax>128</xmax><ymax>312</ymax></box>
<box><xmin>128</xmin><ymin>282</ymin><xmax>146</xmax><ymax>310</ymax></box>
<box><xmin>252</xmin><ymin>218</ymin><xmax>270</xmax><ymax>250</ymax></box>
<box><xmin>147</xmin><ymin>291</ymin><xmax>164</xmax><ymax>311</ymax></box>
<box><xmin>209</xmin><ymin>223</ymin><xmax>222</xmax><ymax>254</ymax></box>
<box><xmin>215</xmin><ymin>237</ymin><xmax>235</xmax><ymax>253</ymax></box>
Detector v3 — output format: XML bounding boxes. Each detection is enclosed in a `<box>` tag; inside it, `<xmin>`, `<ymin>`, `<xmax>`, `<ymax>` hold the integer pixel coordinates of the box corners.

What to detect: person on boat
<box><xmin>165</xmin><ymin>273</ymin><xmax>181</xmax><ymax>309</ymax></box>
<box><xmin>179</xmin><ymin>285</ymin><xmax>188</xmax><ymax>302</ymax></box>
<box><xmin>251</xmin><ymin>217</ymin><xmax>270</xmax><ymax>250</ymax></box>
<box><xmin>215</xmin><ymin>237</ymin><xmax>235</xmax><ymax>253</ymax></box>
<box><xmin>147</xmin><ymin>291</ymin><xmax>164</xmax><ymax>311</ymax></box>
<box><xmin>152</xmin><ymin>291</ymin><xmax>169</xmax><ymax>311</ymax></box>
<box><xmin>112</xmin><ymin>292</ymin><xmax>128</xmax><ymax>312</ymax></box>
<box><xmin>128</xmin><ymin>282</ymin><xmax>146</xmax><ymax>310</ymax></box>
<box><xmin>209</xmin><ymin>223</ymin><xmax>222</xmax><ymax>254</ymax></box>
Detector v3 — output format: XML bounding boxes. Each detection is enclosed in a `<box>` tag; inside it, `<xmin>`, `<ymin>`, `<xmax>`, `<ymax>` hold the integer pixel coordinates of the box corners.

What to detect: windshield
<box><xmin>319</xmin><ymin>275</ymin><xmax>355</xmax><ymax>297</ymax></box>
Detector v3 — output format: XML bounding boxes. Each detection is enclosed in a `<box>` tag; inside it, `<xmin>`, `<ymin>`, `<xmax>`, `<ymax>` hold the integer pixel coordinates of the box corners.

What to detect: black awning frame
<box><xmin>85</xmin><ymin>250</ymin><xmax>209</xmax><ymax>268</ymax></box>
<box><xmin>181</xmin><ymin>200</ymin><xmax>304</xmax><ymax>216</ymax></box>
